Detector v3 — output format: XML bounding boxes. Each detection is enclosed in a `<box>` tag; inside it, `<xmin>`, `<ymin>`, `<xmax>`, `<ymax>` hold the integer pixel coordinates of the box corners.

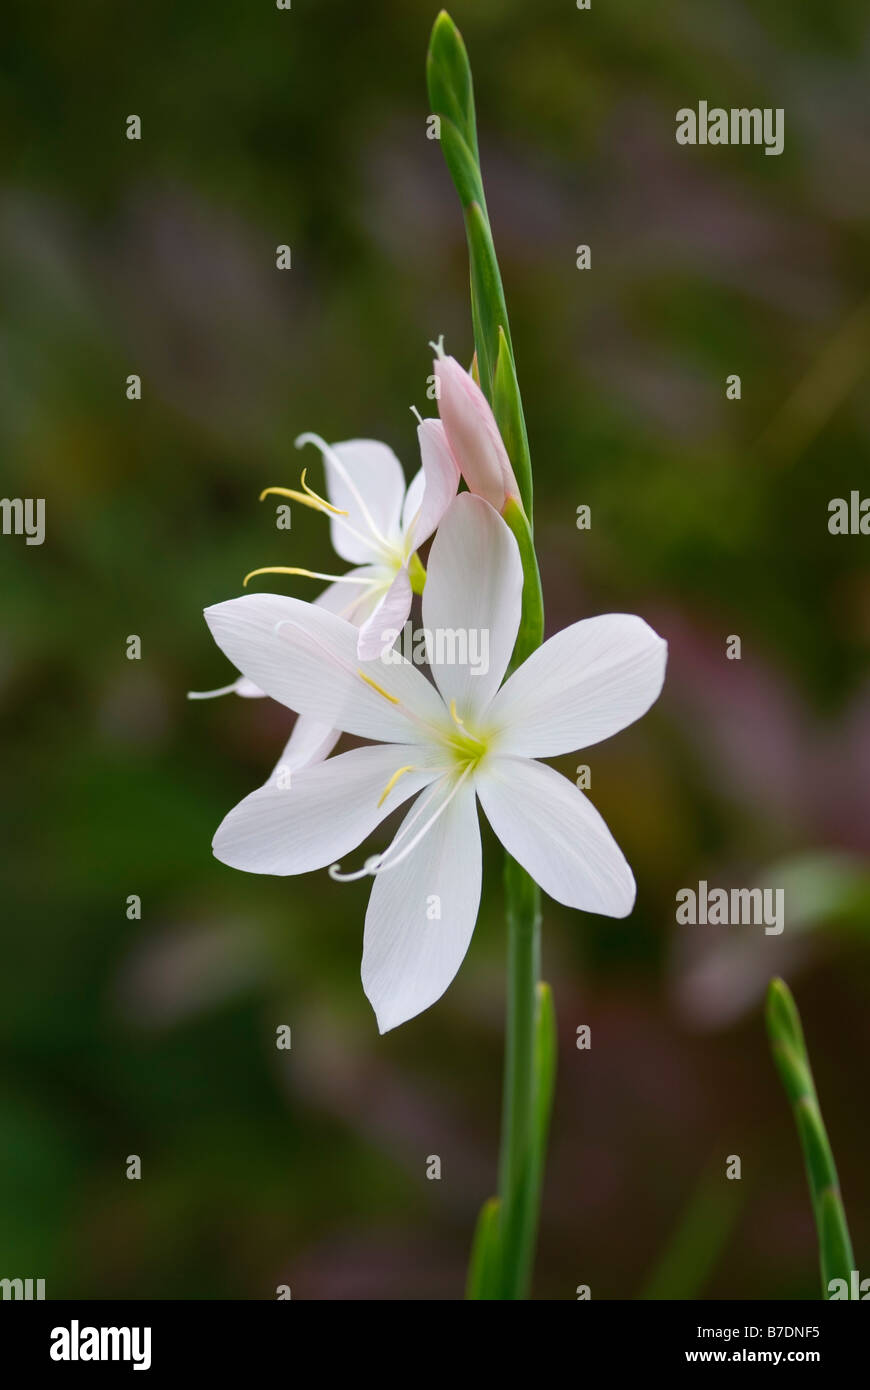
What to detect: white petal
<box><xmin>356</xmin><ymin>565</ymin><xmax>413</xmax><ymax>661</ymax></box>
<box><xmin>489</xmin><ymin>614</ymin><xmax>667</xmax><ymax>757</ymax></box>
<box><xmin>361</xmin><ymin>777</ymin><xmax>481</xmax><ymax>1032</ymax></box>
<box><xmin>264</xmin><ymin>574</ymin><xmax>386</xmax><ymax>771</ymax></box>
<box><xmin>269</xmin><ymin>717</ymin><xmax>340</xmax><ymax>781</ymax></box>
<box><xmin>401</xmin><ymin>467</ymin><xmax>426</xmax><ymax>538</ymax></box>
<box><xmin>191</xmin><ymin>567</ymin><xmax>377</xmax><ymax>704</ymax></box>
<box><xmin>205</xmin><ymin>592</ymin><xmax>448</xmax><ymax>744</ymax></box>
<box><xmin>404</xmin><ymin>419</ymin><xmax>460</xmax><ymax>547</ymax></box>
<box><xmin>298</xmin><ymin>436</ymin><xmax>406</xmax><ymax>564</ymax></box>
<box><xmin>312</xmin><ymin>568</ymin><xmax>384</xmax><ymax>623</ymax></box>
<box><xmin>476</xmin><ymin>755</ymin><xmax>636</xmax><ymax>917</ymax></box>
<box><xmin>214</xmin><ymin>743</ymin><xmax>440</xmax><ymax>875</ymax></box>
<box><xmin>422</xmin><ymin>493</ymin><xmax>523</xmax><ymax>719</ymax></box>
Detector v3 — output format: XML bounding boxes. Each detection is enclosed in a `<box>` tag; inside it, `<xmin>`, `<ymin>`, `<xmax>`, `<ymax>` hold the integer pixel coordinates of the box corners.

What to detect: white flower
<box><xmin>190</xmin><ymin>420</ymin><xmax>460</xmax><ymax>775</ymax></box>
<box><xmin>204</xmin><ymin>494</ymin><xmax>667</xmax><ymax>1032</ymax></box>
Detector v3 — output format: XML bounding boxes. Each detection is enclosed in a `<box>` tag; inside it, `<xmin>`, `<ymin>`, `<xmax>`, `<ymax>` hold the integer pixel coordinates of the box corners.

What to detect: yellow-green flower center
<box><xmin>441</xmin><ymin>699</ymin><xmax>490</xmax><ymax>770</ymax></box>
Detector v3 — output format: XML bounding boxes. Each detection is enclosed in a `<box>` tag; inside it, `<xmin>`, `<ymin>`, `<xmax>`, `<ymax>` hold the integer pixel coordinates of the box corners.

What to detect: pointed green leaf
<box><xmin>765</xmin><ymin>978</ymin><xmax>855</xmax><ymax>1296</ymax></box>
<box><xmin>767</xmin><ymin>974</ymin><xmax>805</xmax><ymax>1053</ymax></box>
<box><xmin>426</xmin><ymin>11</ymin><xmax>478</xmax><ymax>160</ymax></box>
<box><xmin>466</xmin><ymin>1195</ymin><xmax>502</xmax><ymax>1300</ymax></box>
<box><xmin>819</xmin><ymin>1187</ymin><xmax>855</xmax><ymax>1294</ymax></box>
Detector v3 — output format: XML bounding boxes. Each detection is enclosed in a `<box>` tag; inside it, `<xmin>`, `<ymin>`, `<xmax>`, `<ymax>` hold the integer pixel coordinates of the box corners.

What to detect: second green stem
<box><xmin>497</xmin><ymin>856</ymin><xmax>543</xmax><ymax>1298</ymax></box>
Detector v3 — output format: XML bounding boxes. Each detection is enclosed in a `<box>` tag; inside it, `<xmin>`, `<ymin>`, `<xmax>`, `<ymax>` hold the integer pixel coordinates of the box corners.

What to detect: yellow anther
<box><xmin>377</xmin><ymin>764</ymin><xmax>415</xmax><ymax>808</ymax></box>
<box><xmin>243</xmin><ymin>565</ymin><xmax>372</xmax><ymax>588</ymax></box>
<box><xmin>258</xmin><ymin>472</ymin><xmax>348</xmax><ymax>517</ymax></box>
<box><xmin>299</xmin><ymin>469</ymin><xmax>348</xmax><ymax>515</ymax></box>
<box><xmin>449</xmin><ymin>699</ymin><xmax>465</xmax><ymax>727</ymax></box>
<box><xmin>257</xmin><ymin>486</ymin><xmax>326</xmax><ymax>512</ymax></box>
<box><xmin>358</xmin><ymin>670</ymin><xmax>400</xmax><ymax>704</ymax></box>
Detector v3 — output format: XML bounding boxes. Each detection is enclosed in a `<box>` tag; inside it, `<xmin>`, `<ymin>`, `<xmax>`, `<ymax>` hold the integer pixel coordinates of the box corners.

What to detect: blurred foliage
<box><xmin>1</xmin><ymin>0</ymin><xmax>868</xmax><ymax>1298</ymax></box>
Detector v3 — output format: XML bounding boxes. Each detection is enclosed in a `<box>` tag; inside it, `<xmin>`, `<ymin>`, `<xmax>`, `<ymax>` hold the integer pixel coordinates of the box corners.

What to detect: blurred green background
<box><xmin>2</xmin><ymin>0</ymin><xmax>869</xmax><ymax>1299</ymax></box>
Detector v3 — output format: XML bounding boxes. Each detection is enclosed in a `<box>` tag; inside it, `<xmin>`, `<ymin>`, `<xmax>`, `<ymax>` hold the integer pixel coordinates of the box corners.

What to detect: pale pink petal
<box><xmin>356</xmin><ymin>566</ymin><xmax>413</xmax><ymax>662</ymax></box>
<box><xmin>421</xmin><ymin>494</ymin><xmax>522</xmax><ymax>719</ymax></box>
<box><xmin>403</xmin><ymin>418</ymin><xmax>460</xmax><ymax>547</ymax></box>
<box><xmin>401</xmin><ymin>468</ymin><xmax>426</xmax><ymax>537</ymax></box>
<box><xmin>434</xmin><ymin>355</ymin><xmax>518</xmax><ymax>511</ymax></box>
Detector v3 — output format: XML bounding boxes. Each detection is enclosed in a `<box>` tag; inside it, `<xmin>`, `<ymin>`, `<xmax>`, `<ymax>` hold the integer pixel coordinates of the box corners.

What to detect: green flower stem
<box><xmin>428</xmin><ymin>9</ymin><xmax>553</xmax><ymax>1300</ymax></box>
<box><xmin>426</xmin><ymin>11</ymin><xmax>533</xmax><ymax>517</ymax></box>
<box><xmin>496</xmin><ymin>856</ymin><xmax>542</xmax><ymax>1298</ymax></box>
<box><xmin>765</xmin><ymin>978</ymin><xmax>855</xmax><ymax>1296</ymax></box>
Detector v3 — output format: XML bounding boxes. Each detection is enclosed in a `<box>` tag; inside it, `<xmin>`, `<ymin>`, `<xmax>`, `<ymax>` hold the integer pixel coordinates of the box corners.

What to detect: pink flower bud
<box><xmin>434</xmin><ymin>354</ymin><xmax>519</xmax><ymax>513</ymax></box>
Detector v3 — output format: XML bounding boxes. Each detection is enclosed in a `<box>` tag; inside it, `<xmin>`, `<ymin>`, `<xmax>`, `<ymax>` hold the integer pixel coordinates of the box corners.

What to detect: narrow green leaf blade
<box><xmin>465</xmin><ymin>201</ymin><xmax>502</xmax><ymax>395</ymax></box>
<box><xmin>466</xmin><ymin>1195</ymin><xmax>502</xmax><ymax>1300</ymax></box>
<box><xmin>493</xmin><ymin>324</ymin><xmax>534</xmax><ymax>522</ymax></box>
<box><xmin>765</xmin><ymin>978</ymin><xmax>855</xmax><ymax>1296</ymax></box>
<box><xmin>438</xmin><ymin>118</ymin><xmax>483</xmax><ymax>213</ymax></box>
<box><xmin>502</xmin><ymin>497</ymin><xmax>544</xmax><ymax>668</ymax></box>
<box><xmin>819</xmin><ymin>1187</ymin><xmax>855</xmax><ymax>1294</ymax></box>
<box><xmin>426</xmin><ymin>10</ymin><xmax>479</xmax><ymax>159</ymax></box>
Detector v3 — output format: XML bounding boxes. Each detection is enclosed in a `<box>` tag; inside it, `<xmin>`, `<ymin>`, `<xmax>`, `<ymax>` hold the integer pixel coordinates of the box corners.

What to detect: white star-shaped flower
<box><xmin>204</xmin><ymin>493</ymin><xmax>666</xmax><ymax>1031</ymax></box>
<box><xmin>191</xmin><ymin>419</ymin><xmax>459</xmax><ymax>773</ymax></box>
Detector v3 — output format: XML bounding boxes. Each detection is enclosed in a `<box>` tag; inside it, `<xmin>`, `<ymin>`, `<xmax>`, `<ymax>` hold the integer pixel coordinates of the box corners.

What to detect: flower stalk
<box><xmin>199</xmin><ymin>10</ymin><xmax>664</xmax><ymax>1302</ymax></box>
<box><xmin>427</xmin><ymin>9</ymin><xmax>553</xmax><ymax>1299</ymax></box>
